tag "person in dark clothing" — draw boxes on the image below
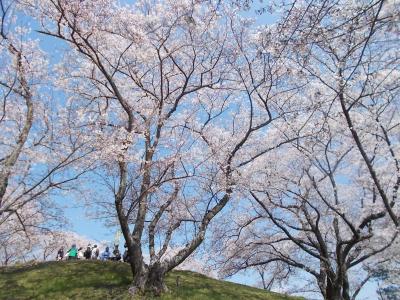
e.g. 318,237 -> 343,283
56,247 -> 64,261
84,244 -> 92,260
123,243 -> 130,263
112,244 -> 121,261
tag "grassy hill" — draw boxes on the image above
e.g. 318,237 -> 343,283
0,260 -> 303,300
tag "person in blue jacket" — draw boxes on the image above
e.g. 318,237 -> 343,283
101,246 -> 110,260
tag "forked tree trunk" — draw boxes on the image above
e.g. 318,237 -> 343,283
325,276 -> 342,300
129,262 -> 167,297
146,263 -> 168,296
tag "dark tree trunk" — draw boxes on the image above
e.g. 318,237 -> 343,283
146,263 -> 168,296
128,261 -> 167,297
128,252 -> 147,293
342,274 -> 351,300
326,278 -> 343,300
326,288 -> 342,300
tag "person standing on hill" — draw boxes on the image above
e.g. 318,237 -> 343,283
77,247 -> 85,259
67,244 -> 78,260
56,247 -> 64,261
84,244 -> 92,260
91,245 -> 99,260
101,246 -> 110,260
112,245 -> 121,261
123,243 -> 130,263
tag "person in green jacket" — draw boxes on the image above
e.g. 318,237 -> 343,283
67,244 -> 78,260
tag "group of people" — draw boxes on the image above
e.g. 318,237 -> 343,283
56,243 -> 130,262
56,244 -> 100,260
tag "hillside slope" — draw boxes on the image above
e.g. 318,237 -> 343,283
0,260 -> 302,299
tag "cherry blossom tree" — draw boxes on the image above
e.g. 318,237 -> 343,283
374,259 -> 400,299
274,0 -> 400,226
20,0 -> 313,294
8,0 -> 398,298
0,228 -> 98,265
0,0 -> 94,262
215,113 -> 398,299
211,1 -> 400,299
0,202 -> 46,265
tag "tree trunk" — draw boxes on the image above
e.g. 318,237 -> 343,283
146,263 -> 168,296
326,278 -> 343,300
342,274 -> 351,300
129,262 -> 167,297
132,267 -> 147,293
326,288 -> 343,300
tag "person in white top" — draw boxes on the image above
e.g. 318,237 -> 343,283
77,247 -> 85,259
91,245 -> 99,259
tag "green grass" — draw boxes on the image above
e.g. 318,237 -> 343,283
0,260 -> 303,300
